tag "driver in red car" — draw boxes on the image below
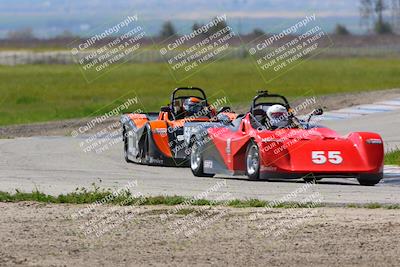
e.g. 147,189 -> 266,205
266,104 -> 291,129
266,104 -> 304,129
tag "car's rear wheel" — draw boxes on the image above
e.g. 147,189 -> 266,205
190,141 -> 214,177
246,141 -> 260,180
357,173 -> 383,186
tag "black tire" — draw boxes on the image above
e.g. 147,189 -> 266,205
123,128 -> 133,163
303,177 -> 322,183
357,173 -> 383,186
246,141 -> 260,180
190,141 -> 214,177
138,130 -> 149,163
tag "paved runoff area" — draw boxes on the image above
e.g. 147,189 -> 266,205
322,97 -> 400,121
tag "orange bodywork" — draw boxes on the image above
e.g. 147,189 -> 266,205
148,120 -> 172,157
128,113 -> 149,129
128,111 -> 237,159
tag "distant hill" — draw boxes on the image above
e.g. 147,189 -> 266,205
0,0 -> 364,38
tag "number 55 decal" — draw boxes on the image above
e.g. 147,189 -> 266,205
312,151 -> 343,164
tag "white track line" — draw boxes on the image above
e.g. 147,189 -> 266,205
384,165 -> 400,178
321,98 -> 400,121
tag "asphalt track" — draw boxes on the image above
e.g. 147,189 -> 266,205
0,110 -> 399,205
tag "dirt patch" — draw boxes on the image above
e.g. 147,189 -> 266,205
0,116 -> 120,138
1,88 -> 400,138
0,202 -> 399,266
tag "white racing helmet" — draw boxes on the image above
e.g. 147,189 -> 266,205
266,104 -> 289,128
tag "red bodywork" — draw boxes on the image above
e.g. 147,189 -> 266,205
205,113 -> 384,177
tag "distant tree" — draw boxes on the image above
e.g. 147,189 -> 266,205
360,0 -> 374,30
252,28 -> 265,36
160,21 -> 176,38
192,23 -> 202,32
334,24 -> 351,35
374,20 -> 393,33
359,0 -> 394,34
191,22 -> 209,39
391,0 -> 400,34
7,28 -> 35,40
375,0 -> 385,25
205,17 -> 231,36
374,0 -> 393,33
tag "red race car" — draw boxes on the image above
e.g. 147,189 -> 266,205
190,91 -> 384,186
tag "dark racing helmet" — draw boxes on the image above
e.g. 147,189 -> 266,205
183,97 -> 204,116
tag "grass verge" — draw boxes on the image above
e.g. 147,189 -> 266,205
1,58 -> 400,126
1,188 -> 399,209
385,149 -> 400,166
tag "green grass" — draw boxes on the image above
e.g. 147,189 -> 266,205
385,149 -> 400,166
228,199 -> 268,208
1,57 -> 400,126
1,188 -> 399,209
347,203 -> 400,209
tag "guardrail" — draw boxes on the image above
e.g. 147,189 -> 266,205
0,46 -> 399,65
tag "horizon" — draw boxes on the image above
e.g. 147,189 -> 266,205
0,0 -> 386,38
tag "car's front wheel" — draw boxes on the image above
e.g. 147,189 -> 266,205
123,127 -> 133,163
357,173 -> 383,186
190,141 -> 214,177
246,141 -> 260,180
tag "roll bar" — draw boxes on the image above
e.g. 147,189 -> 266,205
250,90 -> 290,113
171,87 -> 208,106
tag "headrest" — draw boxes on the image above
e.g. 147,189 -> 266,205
253,109 -> 266,117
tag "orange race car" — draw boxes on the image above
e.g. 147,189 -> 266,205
120,87 -> 237,166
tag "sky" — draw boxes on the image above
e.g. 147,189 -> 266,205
0,0 -> 378,37
0,0 -> 361,18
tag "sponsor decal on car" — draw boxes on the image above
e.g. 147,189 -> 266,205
148,157 -> 164,164
152,128 -> 168,135
260,166 -> 277,171
226,138 -> 231,154
204,160 -> 213,169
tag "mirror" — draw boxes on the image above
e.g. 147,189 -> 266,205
312,108 -> 324,116
306,108 -> 324,129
